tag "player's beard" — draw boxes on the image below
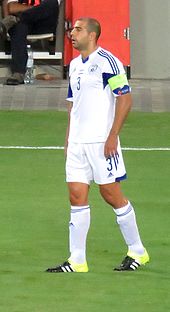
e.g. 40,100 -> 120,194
72,39 -> 88,52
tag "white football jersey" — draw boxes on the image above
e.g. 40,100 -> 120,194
67,47 -> 130,143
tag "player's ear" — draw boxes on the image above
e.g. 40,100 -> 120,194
89,31 -> 97,42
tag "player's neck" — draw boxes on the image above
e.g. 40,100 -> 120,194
81,45 -> 98,60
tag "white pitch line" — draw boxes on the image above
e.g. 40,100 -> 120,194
0,146 -> 170,151
122,147 -> 170,151
0,146 -> 64,150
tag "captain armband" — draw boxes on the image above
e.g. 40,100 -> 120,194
108,74 -> 131,96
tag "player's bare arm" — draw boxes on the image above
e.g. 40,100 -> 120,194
104,93 -> 132,158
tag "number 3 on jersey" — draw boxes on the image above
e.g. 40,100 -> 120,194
77,77 -> 81,90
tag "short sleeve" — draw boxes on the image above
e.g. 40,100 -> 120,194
66,82 -> 73,101
99,50 -> 131,97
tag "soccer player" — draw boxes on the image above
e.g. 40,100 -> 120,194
46,17 -> 149,273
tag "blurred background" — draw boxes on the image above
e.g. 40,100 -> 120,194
0,0 -> 169,111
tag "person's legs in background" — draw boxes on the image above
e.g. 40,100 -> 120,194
6,22 -> 28,85
19,0 -> 59,34
2,0 -> 60,84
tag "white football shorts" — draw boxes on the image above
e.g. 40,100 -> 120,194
66,141 -> 127,185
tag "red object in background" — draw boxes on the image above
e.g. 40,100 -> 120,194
64,0 -> 73,66
28,0 -> 40,5
64,0 -> 130,67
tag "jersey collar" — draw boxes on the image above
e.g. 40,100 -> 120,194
81,47 -> 101,63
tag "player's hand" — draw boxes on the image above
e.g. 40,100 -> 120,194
104,133 -> 118,158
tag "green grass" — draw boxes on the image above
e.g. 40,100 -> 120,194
0,111 -> 170,312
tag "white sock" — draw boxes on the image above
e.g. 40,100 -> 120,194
69,205 -> 90,264
113,201 -> 145,255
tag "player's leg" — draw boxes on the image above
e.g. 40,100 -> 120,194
99,182 -> 149,270
67,182 -> 90,272
46,143 -> 92,273
46,182 -> 90,273
87,142 -> 149,271
66,144 -> 92,271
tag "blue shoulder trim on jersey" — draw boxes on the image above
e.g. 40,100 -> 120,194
102,73 -> 115,89
98,49 -> 120,75
67,82 -> 73,98
113,85 -> 131,96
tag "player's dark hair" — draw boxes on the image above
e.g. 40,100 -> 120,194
78,17 -> 101,41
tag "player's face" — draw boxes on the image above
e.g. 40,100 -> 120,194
70,20 -> 91,51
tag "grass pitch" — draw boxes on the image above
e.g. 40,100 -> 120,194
0,111 -> 169,312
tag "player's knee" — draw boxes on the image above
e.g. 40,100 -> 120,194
99,184 -> 126,208
68,183 -> 89,206
99,185 -> 110,198
69,191 -> 87,206
100,190 -> 114,206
